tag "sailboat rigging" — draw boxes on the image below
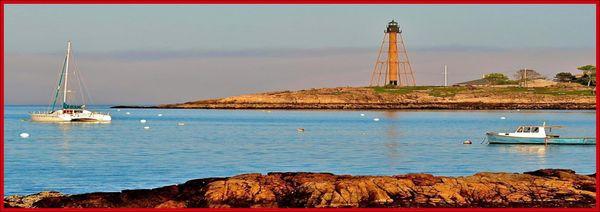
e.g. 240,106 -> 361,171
30,41 -> 111,122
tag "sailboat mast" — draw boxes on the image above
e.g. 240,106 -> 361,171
62,41 -> 71,105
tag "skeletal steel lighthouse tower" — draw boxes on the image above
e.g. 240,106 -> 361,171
370,20 -> 416,86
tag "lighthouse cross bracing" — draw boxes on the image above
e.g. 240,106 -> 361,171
369,20 -> 416,87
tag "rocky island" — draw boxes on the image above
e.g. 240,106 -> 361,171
5,169 -> 596,208
115,85 -> 595,110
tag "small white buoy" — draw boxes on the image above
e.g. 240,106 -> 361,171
117,109 -> 121,112
143,126 -> 150,130
360,113 -> 365,117
516,109 -> 521,112
177,122 -> 185,126
297,128 -> 305,132
373,118 -> 380,121
267,110 -> 272,113
19,133 -> 30,138
140,119 -> 147,123
157,114 -> 163,117
126,112 -> 131,115
500,117 -> 506,120
463,140 -> 472,144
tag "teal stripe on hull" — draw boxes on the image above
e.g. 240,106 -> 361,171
487,134 -> 595,145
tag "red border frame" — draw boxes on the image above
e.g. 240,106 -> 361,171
1,1 -> 598,211
0,0 -> 598,3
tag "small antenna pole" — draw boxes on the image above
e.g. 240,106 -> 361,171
444,65 -> 448,87
524,68 -> 527,87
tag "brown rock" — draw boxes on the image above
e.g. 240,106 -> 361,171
7,169 -> 595,208
4,191 -> 64,208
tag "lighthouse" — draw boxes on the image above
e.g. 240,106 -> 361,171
386,20 -> 400,85
370,20 -> 416,87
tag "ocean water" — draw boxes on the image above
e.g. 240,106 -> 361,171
4,105 -> 597,195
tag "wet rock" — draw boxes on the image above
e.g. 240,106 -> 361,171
4,191 -> 64,208
6,169 -> 595,208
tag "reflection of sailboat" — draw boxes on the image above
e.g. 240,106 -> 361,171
30,41 -> 111,122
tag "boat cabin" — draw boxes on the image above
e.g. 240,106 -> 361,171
503,124 -> 561,138
62,109 -> 83,115
60,103 -> 86,114
516,126 -> 541,133
505,125 -> 546,138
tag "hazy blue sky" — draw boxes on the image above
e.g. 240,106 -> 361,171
5,5 -> 596,105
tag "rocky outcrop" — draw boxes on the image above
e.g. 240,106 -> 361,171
5,169 -> 595,208
4,191 -> 64,208
113,86 -> 595,110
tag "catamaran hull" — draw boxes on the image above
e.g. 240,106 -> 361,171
30,113 -> 71,122
71,117 -> 110,122
487,133 -> 595,145
30,110 -> 111,123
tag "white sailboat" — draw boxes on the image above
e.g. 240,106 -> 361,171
30,41 -> 111,122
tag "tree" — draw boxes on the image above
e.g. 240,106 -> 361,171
484,73 -> 509,81
514,69 -> 545,81
577,65 -> 596,86
483,73 -> 516,85
554,72 -> 576,83
514,69 -> 545,87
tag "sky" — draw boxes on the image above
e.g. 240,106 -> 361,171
4,5 -> 596,105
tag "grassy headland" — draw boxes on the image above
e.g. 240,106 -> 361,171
115,83 -> 595,110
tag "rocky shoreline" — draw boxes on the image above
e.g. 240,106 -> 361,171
113,102 -> 595,110
113,86 -> 596,110
5,169 -> 596,208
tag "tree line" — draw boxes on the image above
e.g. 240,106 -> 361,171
482,65 -> 596,86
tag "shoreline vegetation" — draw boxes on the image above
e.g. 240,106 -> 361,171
113,85 -> 596,110
4,169 -> 595,208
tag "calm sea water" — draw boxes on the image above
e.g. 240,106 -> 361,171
4,105 -> 597,195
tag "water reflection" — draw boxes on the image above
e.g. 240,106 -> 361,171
5,106 -> 595,195
383,111 -> 401,166
48,122 -> 110,164
33,121 -> 112,132
490,144 -> 548,158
